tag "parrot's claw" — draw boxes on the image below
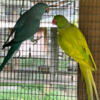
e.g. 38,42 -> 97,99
33,36 -> 42,45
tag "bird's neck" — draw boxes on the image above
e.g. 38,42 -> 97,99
57,22 -> 70,29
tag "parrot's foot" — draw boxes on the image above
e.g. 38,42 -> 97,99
33,36 -> 42,45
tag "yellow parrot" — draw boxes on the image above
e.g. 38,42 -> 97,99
52,15 -> 99,100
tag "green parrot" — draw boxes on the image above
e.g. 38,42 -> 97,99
0,2 -> 49,71
52,15 -> 99,100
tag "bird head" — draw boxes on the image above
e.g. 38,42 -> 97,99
52,15 -> 68,28
31,2 -> 49,19
37,2 -> 49,13
35,2 -> 49,14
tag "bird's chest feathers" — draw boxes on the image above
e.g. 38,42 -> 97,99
58,28 -> 81,54
57,29 -> 71,53
57,28 -> 73,46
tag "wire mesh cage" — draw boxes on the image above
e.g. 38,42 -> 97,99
78,1 -> 100,100
0,0 -> 100,100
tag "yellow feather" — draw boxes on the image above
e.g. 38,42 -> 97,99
80,61 -> 99,100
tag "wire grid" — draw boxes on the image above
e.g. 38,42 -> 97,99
0,0 -> 78,100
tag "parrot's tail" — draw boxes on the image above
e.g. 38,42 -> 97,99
79,61 -> 99,100
0,42 -> 21,72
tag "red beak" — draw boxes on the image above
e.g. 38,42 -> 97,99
52,19 -> 57,24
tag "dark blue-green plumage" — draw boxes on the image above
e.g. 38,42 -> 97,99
0,2 -> 49,71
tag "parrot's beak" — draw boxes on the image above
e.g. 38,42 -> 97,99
52,19 -> 57,24
45,7 -> 49,13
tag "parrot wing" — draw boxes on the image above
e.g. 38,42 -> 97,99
13,19 -> 40,43
58,24 -> 96,71
69,24 -> 97,70
14,8 -> 34,32
3,19 -> 40,48
57,32 -> 84,60
3,8 -> 34,47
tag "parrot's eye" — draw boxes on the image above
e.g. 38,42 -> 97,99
52,19 -> 57,24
